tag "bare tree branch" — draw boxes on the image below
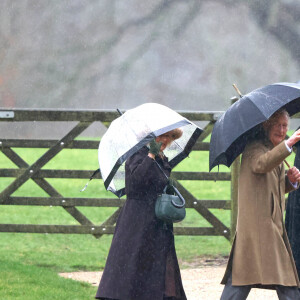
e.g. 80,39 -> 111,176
173,0 -> 202,37
60,0 -> 186,102
249,0 -> 300,69
94,0 -> 185,59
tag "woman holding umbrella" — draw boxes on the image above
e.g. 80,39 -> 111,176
96,128 -> 187,300
220,109 -> 300,300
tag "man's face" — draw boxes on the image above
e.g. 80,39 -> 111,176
268,114 -> 289,146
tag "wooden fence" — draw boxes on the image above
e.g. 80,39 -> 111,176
1,108 -> 297,241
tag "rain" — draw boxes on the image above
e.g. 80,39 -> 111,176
0,1 -> 300,299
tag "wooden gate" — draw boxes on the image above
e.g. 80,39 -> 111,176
0,108 -> 242,241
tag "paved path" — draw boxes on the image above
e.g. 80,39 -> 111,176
60,266 -> 279,299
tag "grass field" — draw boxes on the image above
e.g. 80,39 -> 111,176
0,141 -> 296,299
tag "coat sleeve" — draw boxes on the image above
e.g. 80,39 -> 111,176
126,149 -> 168,189
246,141 -> 292,174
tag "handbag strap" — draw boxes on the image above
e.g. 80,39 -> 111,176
161,186 -> 185,208
154,160 -> 185,207
171,195 -> 185,208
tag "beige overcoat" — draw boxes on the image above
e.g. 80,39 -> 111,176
221,139 -> 299,287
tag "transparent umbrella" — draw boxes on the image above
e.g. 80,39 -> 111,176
98,103 -> 203,197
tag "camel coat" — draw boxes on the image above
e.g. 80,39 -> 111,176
221,139 -> 300,287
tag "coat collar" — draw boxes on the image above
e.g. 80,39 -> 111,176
261,137 -> 274,150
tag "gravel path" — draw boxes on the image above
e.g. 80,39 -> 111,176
59,266 -> 279,299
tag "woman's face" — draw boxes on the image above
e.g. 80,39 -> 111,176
156,133 -> 173,151
267,114 -> 289,146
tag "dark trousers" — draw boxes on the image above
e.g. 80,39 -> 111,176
221,273 -> 300,300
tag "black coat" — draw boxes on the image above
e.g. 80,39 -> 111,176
96,146 -> 186,300
285,138 -> 300,277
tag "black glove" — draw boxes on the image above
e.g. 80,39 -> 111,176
149,139 -> 162,156
166,178 -> 177,195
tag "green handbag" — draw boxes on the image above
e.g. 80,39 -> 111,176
155,186 -> 186,223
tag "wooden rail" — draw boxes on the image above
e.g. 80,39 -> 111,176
2,108 -> 297,241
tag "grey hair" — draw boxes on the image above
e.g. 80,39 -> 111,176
264,108 -> 290,129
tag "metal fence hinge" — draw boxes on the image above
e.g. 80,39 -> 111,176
0,111 -> 14,119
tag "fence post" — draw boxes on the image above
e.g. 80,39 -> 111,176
230,96 -> 240,242
230,156 -> 240,242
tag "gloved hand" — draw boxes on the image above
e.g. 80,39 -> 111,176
149,139 -> 162,156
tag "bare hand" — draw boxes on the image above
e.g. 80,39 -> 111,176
286,129 -> 300,148
287,166 -> 300,183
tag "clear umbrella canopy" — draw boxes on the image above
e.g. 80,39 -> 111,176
98,103 -> 202,197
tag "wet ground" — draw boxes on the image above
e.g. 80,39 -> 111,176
59,258 -> 279,300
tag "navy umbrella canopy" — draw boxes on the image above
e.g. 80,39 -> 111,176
209,82 -> 300,171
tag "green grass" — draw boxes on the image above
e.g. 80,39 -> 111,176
0,260 -> 97,300
0,140 -> 296,299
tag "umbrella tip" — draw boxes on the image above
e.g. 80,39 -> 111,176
232,83 -> 243,98
116,108 -> 123,116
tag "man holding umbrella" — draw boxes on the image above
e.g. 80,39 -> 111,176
220,110 -> 300,299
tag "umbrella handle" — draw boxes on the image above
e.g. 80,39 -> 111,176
154,160 -> 186,206
117,108 -> 123,116
284,159 -> 290,169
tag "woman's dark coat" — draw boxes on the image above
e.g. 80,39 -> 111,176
96,146 -> 186,300
286,139 -> 300,277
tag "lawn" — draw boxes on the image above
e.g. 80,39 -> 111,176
0,139 -> 296,299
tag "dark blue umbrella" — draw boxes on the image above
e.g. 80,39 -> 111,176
209,82 -> 300,171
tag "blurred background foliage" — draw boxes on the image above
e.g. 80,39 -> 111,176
0,0 -> 299,112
